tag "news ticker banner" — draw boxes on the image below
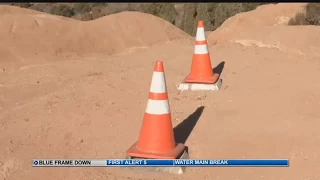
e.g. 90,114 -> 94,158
33,159 -> 289,167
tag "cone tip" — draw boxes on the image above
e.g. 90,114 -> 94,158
198,20 -> 204,28
154,61 -> 164,72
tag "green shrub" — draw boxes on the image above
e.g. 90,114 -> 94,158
195,3 -> 217,32
182,3 -> 198,36
73,3 -> 92,14
306,3 -> 320,25
50,4 -> 75,17
159,4 -> 177,24
288,3 -> 320,26
241,3 -> 270,12
81,12 -> 93,21
214,3 -> 243,29
139,3 -> 157,15
139,3 -> 177,24
10,3 -> 32,8
288,13 -> 309,25
91,7 -> 105,19
206,3 -> 219,30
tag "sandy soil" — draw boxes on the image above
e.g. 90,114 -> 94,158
208,3 -> 306,45
1,3 -> 320,180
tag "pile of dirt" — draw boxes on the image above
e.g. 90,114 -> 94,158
1,3 -> 320,180
0,5 -> 190,65
227,26 -> 320,57
208,3 -> 306,45
80,11 -> 190,55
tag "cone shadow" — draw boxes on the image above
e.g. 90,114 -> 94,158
173,106 -> 205,144
213,61 -> 225,76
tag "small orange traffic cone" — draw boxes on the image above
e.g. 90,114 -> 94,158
184,20 -> 219,84
126,61 -> 185,159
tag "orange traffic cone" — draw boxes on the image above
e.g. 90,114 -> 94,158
126,61 -> 185,159
184,20 -> 219,84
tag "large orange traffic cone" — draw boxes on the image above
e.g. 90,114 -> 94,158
184,20 -> 219,84
126,61 -> 185,159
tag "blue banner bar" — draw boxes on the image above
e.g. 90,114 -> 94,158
106,159 -> 289,167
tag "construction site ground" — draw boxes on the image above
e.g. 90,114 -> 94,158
0,3 -> 320,180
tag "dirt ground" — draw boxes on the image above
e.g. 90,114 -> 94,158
1,3 -> 320,180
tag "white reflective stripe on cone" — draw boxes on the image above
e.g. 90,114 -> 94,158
194,44 -> 209,54
196,27 -> 206,41
150,72 -> 167,93
145,99 -> 170,115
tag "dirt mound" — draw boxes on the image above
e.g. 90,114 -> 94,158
80,11 -> 190,55
208,3 -> 306,45
228,26 -> 320,57
1,4 -> 320,180
0,6 -> 190,67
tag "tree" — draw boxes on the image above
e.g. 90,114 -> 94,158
158,3 -> 177,24
182,3 -> 198,36
139,3 -> 177,24
306,3 -> 320,25
195,3 -> 217,32
139,3 -> 157,15
206,3 -> 218,30
214,3 -> 243,29
81,12 -> 93,21
73,3 -> 92,14
288,3 -> 320,26
91,7 -> 104,20
11,3 -> 32,8
50,4 -> 75,17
